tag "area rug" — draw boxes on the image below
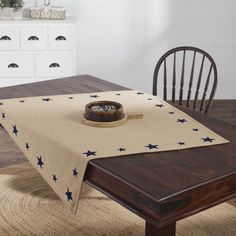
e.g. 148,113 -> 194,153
0,163 -> 235,236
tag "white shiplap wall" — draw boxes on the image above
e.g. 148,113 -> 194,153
25,0 -> 236,98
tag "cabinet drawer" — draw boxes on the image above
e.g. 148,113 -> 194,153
48,24 -> 76,50
0,25 -> 19,51
0,53 -> 34,78
21,25 -> 47,51
35,52 -> 76,77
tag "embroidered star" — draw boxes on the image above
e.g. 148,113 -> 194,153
65,188 -> 73,202
25,143 -> 29,150
19,100 -> 25,103
169,112 -> 175,115
68,96 -> 74,99
202,137 -> 215,142
193,128 -> 199,132
145,144 -> 159,150
37,156 -> 44,168
0,102 -> 3,105
156,104 -> 164,108
73,168 -> 78,177
178,142 -> 185,146
90,95 -> 99,98
136,92 -> 144,95
53,175 -> 58,183
83,150 -> 97,157
118,148 -> 126,152
42,98 -> 52,102
2,113 -> 5,119
12,125 -> 18,136
177,119 -> 187,123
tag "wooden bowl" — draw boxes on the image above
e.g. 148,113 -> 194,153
84,101 -> 125,122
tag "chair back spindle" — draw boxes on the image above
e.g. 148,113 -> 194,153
172,52 -> 176,103
163,59 -> 167,100
187,51 -> 196,108
179,50 -> 186,105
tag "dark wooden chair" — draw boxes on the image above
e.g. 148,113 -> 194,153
153,46 -> 218,114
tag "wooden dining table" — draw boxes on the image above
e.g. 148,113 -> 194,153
0,75 -> 236,236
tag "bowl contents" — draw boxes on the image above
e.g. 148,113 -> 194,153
90,104 -> 117,113
84,101 -> 125,122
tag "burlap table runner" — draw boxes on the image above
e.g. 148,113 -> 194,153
0,90 -> 229,213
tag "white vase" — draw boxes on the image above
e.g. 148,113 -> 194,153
0,7 -> 12,20
12,9 -> 23,20
0,8 -> 23,20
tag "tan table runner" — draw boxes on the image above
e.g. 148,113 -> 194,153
0,90 -> 229,213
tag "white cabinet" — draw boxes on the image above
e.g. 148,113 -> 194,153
21,25 -> 48,51
0,25 -> 20,51
0,18 -> 77,87
0,53 -> 34,77
35,52 -> 76,77
48,24 -> 76,51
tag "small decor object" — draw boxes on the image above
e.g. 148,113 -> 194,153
50,7 -> 66,19
29,6 -> 42,18
30,0 -> 66,20
82,101 -> 143,128
40,6 -> 50,19
30,6 -> 66,19
85,101 -> 124,122
0,0 -> 24,19
83,101 -> 126,127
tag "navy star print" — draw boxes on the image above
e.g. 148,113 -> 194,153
116,93 -> 121,96
53,175 -> 58,183
37,156 -> 44,168
177,119 -> 187,123
118,148 -> 126,152
2,113 -> 5,119
136,92 -> 144,95
145,144 -> 159,150
42,98 -> 51,102
65,188 -> 73,202
156,104 -> 164,108
12,125 -> 18,136
83,150 -> 97,157
68,96 -> 74,99
73,168 -> 78,177
178,142 -> 185,146
90,95 -> 99,98
25,143 -> 29,150
202,137 -> 215,142
193,128 -> 199,132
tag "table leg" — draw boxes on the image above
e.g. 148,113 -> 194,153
145,221 -> 176,236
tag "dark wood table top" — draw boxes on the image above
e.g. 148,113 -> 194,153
1,75 -> 236,234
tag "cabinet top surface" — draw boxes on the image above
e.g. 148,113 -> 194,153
0,16 -> 77,24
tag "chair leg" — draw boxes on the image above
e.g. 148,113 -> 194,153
145,221 -> 176,236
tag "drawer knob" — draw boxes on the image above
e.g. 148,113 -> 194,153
49,63 -> 60,68
8,63 -> 19,68
0,35 -> 11,41
55,36 -> 66,41
28,36 -> 39,41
